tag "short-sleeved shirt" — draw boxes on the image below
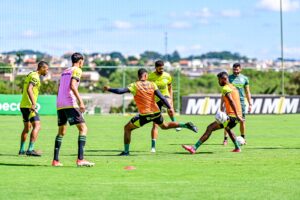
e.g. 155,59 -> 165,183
20,71 -> 41,108
229,74 -> 249,103
127,80 -> 160,115
148,72 -> 172,102
221,83 -> 242,118
57,67 -> 82,110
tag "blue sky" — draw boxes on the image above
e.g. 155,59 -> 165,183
0,0 -> 299,59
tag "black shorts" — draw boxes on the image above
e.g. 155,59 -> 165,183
130,112 -> 164,127
57,108 -> 85,126
220,116 -> 239,130
20,108 -> 40,123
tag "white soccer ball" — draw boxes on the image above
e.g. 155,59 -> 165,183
215,111 -> 228,124
236,136 -> 246,146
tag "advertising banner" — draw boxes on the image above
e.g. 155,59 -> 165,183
181,96 -> 300,115
0,95 -> 57,115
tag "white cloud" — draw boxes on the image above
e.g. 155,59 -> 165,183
184,8 -> 213,18
257,0 -> 300,12
170,21 -> 192,29
21,30 -> 38,38
112,20 -> 134,29
220,9 -> 241,17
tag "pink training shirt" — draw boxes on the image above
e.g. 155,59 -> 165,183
57,67 -> 82,110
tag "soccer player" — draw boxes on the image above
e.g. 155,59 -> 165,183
52,53 -> 94,167
148,60 -> 180,153
223,63 -> 252,145
19,61 -> 49,156
182,71 -> 244,154
103,68 -> 198,156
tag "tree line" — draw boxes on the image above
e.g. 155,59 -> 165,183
0,69 -> 299,96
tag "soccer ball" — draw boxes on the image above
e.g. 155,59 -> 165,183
215,111 -> 228,124
236,136 -> 246,146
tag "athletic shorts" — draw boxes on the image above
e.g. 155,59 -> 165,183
20,108 -> 40,123
220,116 -> 239,130
57,108 -> 85,126
130,112 -> 164,128
156,96 -> 171,110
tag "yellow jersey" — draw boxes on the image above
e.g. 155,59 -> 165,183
20,71 -> 41,108
148,71 -> 172,102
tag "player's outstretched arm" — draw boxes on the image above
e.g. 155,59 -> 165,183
154,89 -> 171,109
103,86 -> 130,94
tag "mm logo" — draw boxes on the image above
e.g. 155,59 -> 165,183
182,96 -> 300,115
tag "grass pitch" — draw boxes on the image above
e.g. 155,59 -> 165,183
0,114 -> 299,200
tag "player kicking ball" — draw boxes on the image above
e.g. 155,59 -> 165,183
103,68 -> 198,156
182,71 -> 244,154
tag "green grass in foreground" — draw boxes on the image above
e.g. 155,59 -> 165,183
0,114 -> 300,200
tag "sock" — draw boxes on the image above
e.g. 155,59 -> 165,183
151,139 -> 156,149
241,135 -> 245,139
20,142 -> 26,152
179,123 -> 187,128
194,140 -> 202,150
224,136 -> 228,141
54,135 -> 63,161
170,116 -> 176,122
78,135 -> 86,160
28,142 -> 34,151
233,141 -> 240,149
124,144 -> 130,153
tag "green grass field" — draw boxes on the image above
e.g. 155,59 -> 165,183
0,114 -> 299,200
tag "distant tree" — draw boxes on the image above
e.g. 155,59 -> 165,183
93,59 -> 120,78
0,81 -> 11,94
109,68 -> 138,88
110,52 -> 126,63
285,72 -> 300,95
140,51 -> 162,61
16,51 -> 24,65
0,62 -> 12,73
171,50 -> 181,62
39,80 -> 58,94
127,56 -> 138,61
194,51 -> 249,61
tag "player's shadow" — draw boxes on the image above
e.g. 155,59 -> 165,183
86,149 -> 122,153
66,150 -> 142,157
0,153 -> 20,157
0,162 -> 49,167
169,143 -> 223,146
172,151 -> 214,155
249,147 -> 300,150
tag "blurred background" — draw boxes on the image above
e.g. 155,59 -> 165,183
0,0 -> 299,114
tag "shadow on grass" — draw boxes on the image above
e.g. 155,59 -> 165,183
248,147 -> 300,150
0,153 -> 20,157
86,149 -> 146,153
0,162 -> 49,167
172,151 -> 214,155
168,143 -> 223,146
65,153 -> 138,157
